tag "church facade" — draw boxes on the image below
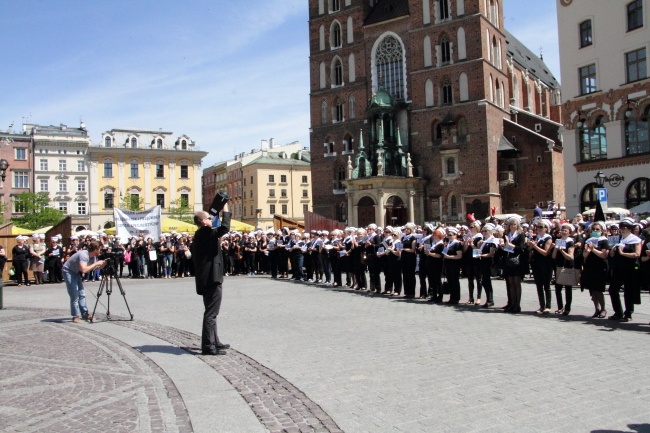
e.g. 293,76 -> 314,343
309,0 -> 564,226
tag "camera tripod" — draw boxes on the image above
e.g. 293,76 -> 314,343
90,264 -> 134,322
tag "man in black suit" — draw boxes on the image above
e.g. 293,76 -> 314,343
191,204 -> 231,355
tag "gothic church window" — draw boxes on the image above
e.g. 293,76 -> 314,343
374,35 -> 405,100
331,21 -> 342,48
441,34 -> 451,64
332,57 -> 343,86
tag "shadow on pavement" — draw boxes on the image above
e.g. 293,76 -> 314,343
592,423 -> 650,433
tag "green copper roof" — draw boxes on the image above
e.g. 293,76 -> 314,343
368,90 -> 394,109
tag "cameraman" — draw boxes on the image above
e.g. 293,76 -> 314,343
62,241 -> 106,323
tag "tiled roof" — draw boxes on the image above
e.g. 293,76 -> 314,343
504,29 -> 559,89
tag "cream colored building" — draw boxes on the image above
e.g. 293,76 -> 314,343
241,150 -> 311,230
88,128 -> 207,230
558,0 -> 650,216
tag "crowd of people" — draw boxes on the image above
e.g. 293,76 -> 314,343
5,213 -> 650,323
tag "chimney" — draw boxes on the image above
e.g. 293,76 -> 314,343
269,138 -> 275,148
261,139 -> 268,150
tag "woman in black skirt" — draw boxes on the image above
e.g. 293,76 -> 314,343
400,223 -> 418,298
443,227 -> 463,304
551,223 -> 576,315
582,221 -> 609,318
608,217 -> 642,322
463,222 -> 483,304
528,219 -> 554,314
502,218 -> 526,313
478,223 -> 498,308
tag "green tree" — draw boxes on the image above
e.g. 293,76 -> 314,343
168,197 -> 193,223
120,194 -> 145,211
11,192 -> 65,230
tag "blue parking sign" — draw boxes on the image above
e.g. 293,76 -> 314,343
597,188 -> 608,202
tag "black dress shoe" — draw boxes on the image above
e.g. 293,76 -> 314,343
481,302 -> 494,308
216,343 -> 230,350
202,349 -> 227,356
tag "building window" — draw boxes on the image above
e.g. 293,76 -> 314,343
269,174 -> 275,183
280,175 -> 287,183
626,177 -> 649,209
156,193 -> 165,208
441,35 -> 451,64
104,136 -> 111,147
58,180 -> 67,192
15,148 -> 26,160
104,162 -> 113,177
157,138 -> 163,149
250,176 -> 253,184
579,116 -> 607,161
375,35 -> 405,100
450,195 -> 457,216
343,137 -> 353,153
13,171 -> 29,188
130,137 -> 137,148
281,189 -> 287,198
180,193 -> 189,207
269,189 -> 275,197
626,106 -> 650,155
333,58 -> 343,85
303,204 -> 309,213
270,204 -> 276,214
302,189 -> 309,197
579,20 -> 592,48
282,204 -> 288,214
331,21 -> 342,48
626,48 -> 647,83
440,0 -> 450,20
130,163 -> 139,178
40,179 -> 48,192
579,64 -> 597,95
58,202 -> 68,213
431,121 -> 442,144
442,81 -> 453,105
77,202 -> 87,215
302,175 -> 308,183
181,139 -> 188,149
446,157 -> 456,174
39,159 -> 48,171
250,190 -> 253,198
628,0 -> 643,31
59,159 -> 66,171
349,95 -> 356,119
329,0 -> 340,12
334,99 -> 344,122
156,163 -> 164,178
77,180 -> 86,192
104,192 -> 114,209
580,183 -> 598,212
488,0 -> 498,26
321,101 -> 328,124
180,165 -> 189,178
243,191 -> 246,199
77,160 -> 85,172
325,141 -> 335,154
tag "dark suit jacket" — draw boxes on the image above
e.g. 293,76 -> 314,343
191,212 -> 231,295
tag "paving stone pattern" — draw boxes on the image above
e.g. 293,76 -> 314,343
0,310 -> 191,433
117,319 -> 343,433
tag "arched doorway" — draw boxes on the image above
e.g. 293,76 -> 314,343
357,196 -> 375,227
385,195 -> 406,227
75,226 -> 87,232
626,177 -> 649,209
580,183 -> 598,212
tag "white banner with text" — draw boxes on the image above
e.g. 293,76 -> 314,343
113,206 -> 162,240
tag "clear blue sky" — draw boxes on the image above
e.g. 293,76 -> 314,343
0,0 -> 559,167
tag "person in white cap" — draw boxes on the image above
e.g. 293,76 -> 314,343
12,236 -> 31,286
527,219 -> 554,313
502,217 -> 526,313
607,217 -> 642,322
45,236 -> 64,283
29,234 -> 46,285
443,227 -> 463,304
551,223 -> 577,315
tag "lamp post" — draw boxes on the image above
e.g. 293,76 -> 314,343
594,170 -> 607,210
594,170 -> 605,188
0,158 -> 9,309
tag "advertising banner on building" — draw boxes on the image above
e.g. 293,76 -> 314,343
113,206 -> 162,240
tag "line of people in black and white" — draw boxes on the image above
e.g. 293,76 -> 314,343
215,217 -> 650,323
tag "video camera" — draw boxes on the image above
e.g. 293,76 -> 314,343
209,190 -> 230,217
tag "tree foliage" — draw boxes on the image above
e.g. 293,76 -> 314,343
11,192 -> 65,230
168,197 -> 193,223
120,194 -> 145,211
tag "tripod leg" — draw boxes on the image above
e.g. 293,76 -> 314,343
106,277 -> 112,321
112,275 -> 134,320
90,276 -> 107,323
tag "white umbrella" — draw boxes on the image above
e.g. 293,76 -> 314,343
628,201 -> 650,214
75,229 -> 98,237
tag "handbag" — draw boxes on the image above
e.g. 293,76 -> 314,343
556,266 -> 579,286
184,249 -> 192,259
124,251 -> 132,264
504,255 -> 520,268
9,266 -> 15,276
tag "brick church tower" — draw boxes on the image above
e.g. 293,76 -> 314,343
309,0 -> 564,226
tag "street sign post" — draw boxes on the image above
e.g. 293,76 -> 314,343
597,188 -> 608,209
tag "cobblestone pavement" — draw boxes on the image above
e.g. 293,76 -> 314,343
2,275 -> 650,433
